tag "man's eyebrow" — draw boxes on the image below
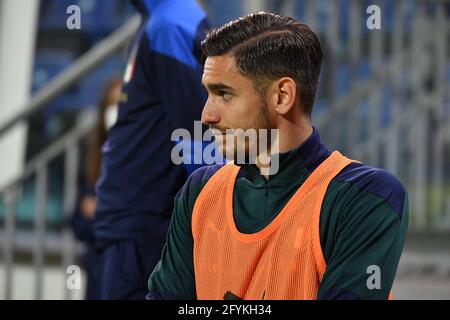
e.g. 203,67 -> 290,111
204,83 -> 234,92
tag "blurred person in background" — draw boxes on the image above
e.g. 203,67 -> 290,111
94,0 -> 210,299
71,77 -> 122,300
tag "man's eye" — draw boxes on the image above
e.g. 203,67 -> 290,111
219,91 -> 232,100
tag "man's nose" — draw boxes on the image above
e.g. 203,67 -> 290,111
201,99 -> 220,125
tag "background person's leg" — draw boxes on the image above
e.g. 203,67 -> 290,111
98,215 -> 170,300
99,241 -> 150,300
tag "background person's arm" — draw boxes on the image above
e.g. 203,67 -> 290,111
149,23 -> 208,133
147,21 -> 209,174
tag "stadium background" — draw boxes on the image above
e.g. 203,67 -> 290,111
0,0 -> 449,299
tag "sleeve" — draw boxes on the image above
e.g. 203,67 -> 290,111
149,23 -> 207,133
147,23 -> 209,174
317,179 -> 409,300
147,173 -> 202,300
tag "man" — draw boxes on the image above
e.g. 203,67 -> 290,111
148,12 -> 408,300
94,0 -> 209,299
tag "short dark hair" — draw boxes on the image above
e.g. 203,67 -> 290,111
202,12 -> 323,116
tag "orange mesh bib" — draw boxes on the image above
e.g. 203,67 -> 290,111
192,151 -> 355,300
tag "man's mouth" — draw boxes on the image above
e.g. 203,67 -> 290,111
209,127 -> 229,136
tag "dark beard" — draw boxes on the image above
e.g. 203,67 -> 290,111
221,102 -> 273,165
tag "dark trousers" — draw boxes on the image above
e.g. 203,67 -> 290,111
98,238 -> 167,300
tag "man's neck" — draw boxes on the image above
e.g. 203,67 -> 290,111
256,121 -> 314,180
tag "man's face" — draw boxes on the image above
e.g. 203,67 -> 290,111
201,55 -> 272,162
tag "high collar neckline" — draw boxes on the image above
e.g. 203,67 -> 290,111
239,127 -> 331,186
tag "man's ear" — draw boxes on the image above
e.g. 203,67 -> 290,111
269,77 -> 297,116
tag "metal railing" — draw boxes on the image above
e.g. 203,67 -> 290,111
0,15 -> 140,300
0,15 -> 140,137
